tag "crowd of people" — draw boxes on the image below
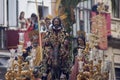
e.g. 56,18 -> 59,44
18,11 -> 52,48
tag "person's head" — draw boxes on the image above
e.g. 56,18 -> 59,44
52,17 -> 61,26
33,68 -> 39,78
19,11 -> 25,20
31,13 -> 37,18
105,5 -> 109,11
45,18 -> 51,27
40,20 -> 45,26
52,17 -> 62,28
97,2 -> 101,5
77,36 -> 85,46
31,13 -> 37,23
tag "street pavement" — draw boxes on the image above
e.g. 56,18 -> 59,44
0,50 -> 10,80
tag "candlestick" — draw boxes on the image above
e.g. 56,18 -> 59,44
18,32 -> 24,43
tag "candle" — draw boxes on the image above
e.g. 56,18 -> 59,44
17,45 -> 23,56
7,59 -> 12,70
26,41 -> 31,47
89,50 -> 93,61
10,49 -> 16,58
30,59 -> 34,68
7,58 -> 14,70
17,45 -> 23,52
91,47 -> 96,57
103,60 -> 110,72
18,32 -> 24,43
98,50 -> 103,60
31,48 -> 36,60
86,33 -> 89,41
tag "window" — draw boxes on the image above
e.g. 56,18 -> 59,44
112,0 -> 120,18
115,68 -> 120,80
75,0 -> 93,33
38,6 -> 43,19
38,6 -> 48,19
8,0 -> 18,27
0,0 -> 18,27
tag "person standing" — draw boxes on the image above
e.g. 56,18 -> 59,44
45,15 -> 52,31
18,11 -> 27,48
24,18 -> 34,48
18,11 -> 27,30
31,13 -> 38,30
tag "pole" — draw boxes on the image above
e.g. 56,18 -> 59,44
35,0 -> 43,61
42,0 -> 44,18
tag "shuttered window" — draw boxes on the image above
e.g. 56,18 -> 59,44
112,0 -> 120,18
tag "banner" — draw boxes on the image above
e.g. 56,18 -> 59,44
91,11 -> 111,36
91,12 -> 108,50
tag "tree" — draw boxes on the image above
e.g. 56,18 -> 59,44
57,0 -> 87,33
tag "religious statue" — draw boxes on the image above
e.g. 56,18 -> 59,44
43,17 -> 70,80
70,35 -> 86,80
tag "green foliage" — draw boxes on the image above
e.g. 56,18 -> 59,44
61,0 -> 87,8
61,0 -> 87,33
60,0 -> 88,65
